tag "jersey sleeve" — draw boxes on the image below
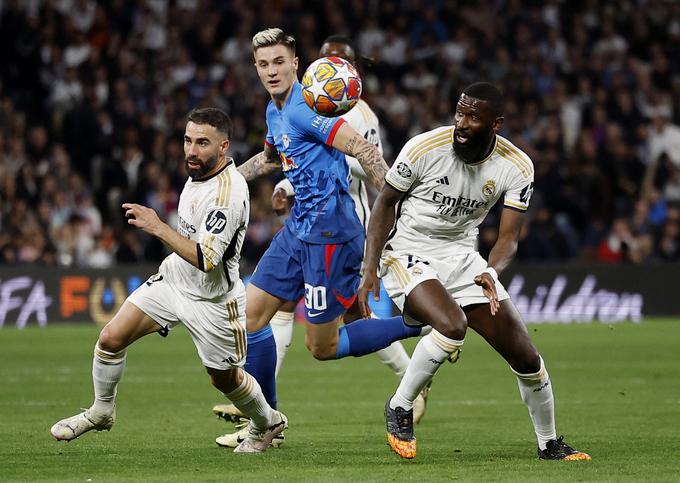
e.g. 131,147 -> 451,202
265,122 -> 275,150
503,170 -> 535,212
291,104 -> 346,146
196,198 -> 246,272
384,137 -> 424,192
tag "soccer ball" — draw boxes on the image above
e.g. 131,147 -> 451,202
301,56 -> 362,117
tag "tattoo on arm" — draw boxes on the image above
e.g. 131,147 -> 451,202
345,135 -> 388,189
237,148 -> 280,181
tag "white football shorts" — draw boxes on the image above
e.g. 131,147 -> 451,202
380,250 -> 510,326
127,274 -> 247,370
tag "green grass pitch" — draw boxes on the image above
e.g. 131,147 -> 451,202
1,320 -> 679,482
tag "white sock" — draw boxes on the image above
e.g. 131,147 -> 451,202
270,311 -> 294,379
376,342 -> 410,378
390,330 -> 463,410
91,342 -> 126,414
225,370 -> 275,430
514,356 -> 557,450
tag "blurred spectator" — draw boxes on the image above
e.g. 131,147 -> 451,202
0,0 -> 678,268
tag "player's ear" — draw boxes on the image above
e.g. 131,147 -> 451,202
220,138 -> 230,154
492,116 -> 504,133
293,56 -> 299,71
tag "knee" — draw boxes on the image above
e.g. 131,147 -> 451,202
98,326 -> 128,353
304,339 -> 336,361
511,351 -> 542,377
433,311 -> 467,340
206,367 -> 240,393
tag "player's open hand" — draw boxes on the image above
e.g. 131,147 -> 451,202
357,269 -> 380,319
122,203 -> 162,236
474,272 -> 500,316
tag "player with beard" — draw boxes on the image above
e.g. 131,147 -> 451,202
50,108 -> 286,454
359,82 -> 591,461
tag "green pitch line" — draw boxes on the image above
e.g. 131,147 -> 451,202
1,320 -> 679,482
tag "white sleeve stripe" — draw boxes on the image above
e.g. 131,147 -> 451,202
497,139 -> 533,176
408,138 -> 451,165
406,129 -> 452,159
504,200 -> 528,210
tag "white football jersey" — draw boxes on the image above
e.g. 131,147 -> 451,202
384,126 -> 534,257
158,160 -> 249,299
342,99 -> 383,231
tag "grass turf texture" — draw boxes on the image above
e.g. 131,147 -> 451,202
1,320 -> 679,482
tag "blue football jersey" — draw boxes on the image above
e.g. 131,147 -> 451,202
265,82 -> 363,244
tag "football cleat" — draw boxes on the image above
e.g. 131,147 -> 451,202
50,407 -> 115,441
233,411 -> 288,454
385,397 -> 416,459
213,403 -> 246,423
538,436 -> 592,461
413,380 -> 432,425
215,417 -> 285,448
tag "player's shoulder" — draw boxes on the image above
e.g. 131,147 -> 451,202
211,162 -> 248,208
493,135 -> 534,179
400,125 -> 454,164
343,99 -> 378,125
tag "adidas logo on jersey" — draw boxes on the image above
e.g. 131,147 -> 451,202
436,176 -> 450,185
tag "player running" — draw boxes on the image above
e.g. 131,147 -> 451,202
232,28 -> 425,437
359,82 -> 591,461
50,108 -> 285,454
212,35 -> 430,448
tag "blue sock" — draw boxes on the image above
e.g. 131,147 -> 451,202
245,325 -> 277,409
336,316 -> 421,359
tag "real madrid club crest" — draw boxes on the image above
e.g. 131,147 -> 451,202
482,179 -> 497,199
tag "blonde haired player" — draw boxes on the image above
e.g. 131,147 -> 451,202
50,108 -> 286,454
359,82 -> 591,461
213,35 -> 428,449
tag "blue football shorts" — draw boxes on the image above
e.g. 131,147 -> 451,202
249,225 -> 364,324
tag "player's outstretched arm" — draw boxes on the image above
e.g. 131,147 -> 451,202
474,207 -> 525,315
237,143 -> 280,181
331,122 -> 388,190
357,183 -> 404,317
122,203 -> 202,268
487,207 -> 524,274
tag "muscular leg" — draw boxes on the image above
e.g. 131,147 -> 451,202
243,284 -> 288,408
390,280 -> 467,410
93,302 -> 162,413
464,300 -> 540,373
306,313 -> 422,361
51,301 -> 163,441
270,301 -> 297,378
207,367 -> 277,431
465,299 -> 556,450
344,300 -> 410,379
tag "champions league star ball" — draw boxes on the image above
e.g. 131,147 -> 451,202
301,56 -> 362,117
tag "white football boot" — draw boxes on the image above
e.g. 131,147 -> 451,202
233,411 -> 288,453
51,407 -> 115,441
216,417 -> 285,448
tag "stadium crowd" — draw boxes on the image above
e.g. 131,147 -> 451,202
0,0 -> 678,269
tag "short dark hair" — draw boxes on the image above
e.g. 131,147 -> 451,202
252,28 -> 296,55
187,108 -> 233,139
322,35 -> 357,54
462,82 -> 504,116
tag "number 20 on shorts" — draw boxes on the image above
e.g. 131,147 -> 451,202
304,284 -> 327,310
